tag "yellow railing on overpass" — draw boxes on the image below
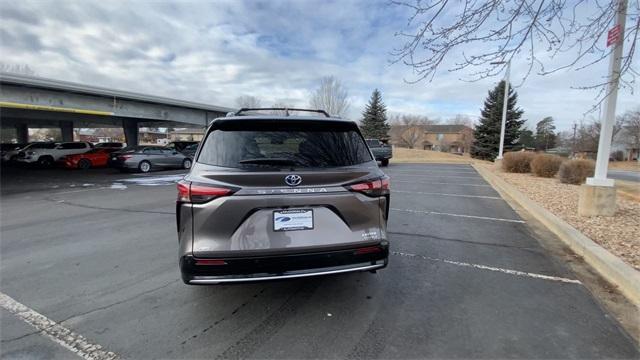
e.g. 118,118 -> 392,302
0,101 -> 113,116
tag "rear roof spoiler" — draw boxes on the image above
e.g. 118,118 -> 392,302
228,108 -> 331,117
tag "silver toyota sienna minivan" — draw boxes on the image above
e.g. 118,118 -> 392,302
177,108 -> 390,284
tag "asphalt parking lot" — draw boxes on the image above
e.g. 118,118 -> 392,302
1,163 -> 638,359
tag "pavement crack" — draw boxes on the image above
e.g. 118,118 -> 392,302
59,279 -> 179,325
44,196 -> 173,215
388,231 -> 541,253
180,287 -> 268,346
1,329 -> 43,343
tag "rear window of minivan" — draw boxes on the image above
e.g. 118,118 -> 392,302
198,121 -> 373,168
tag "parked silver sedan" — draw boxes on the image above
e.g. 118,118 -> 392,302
109,146 -> 192,173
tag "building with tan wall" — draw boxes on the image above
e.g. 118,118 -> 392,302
390,124 -> 474,154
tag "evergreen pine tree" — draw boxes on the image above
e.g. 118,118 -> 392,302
360,89 -> 390,139
535,116 -> 557,151
471,81 -> 525,160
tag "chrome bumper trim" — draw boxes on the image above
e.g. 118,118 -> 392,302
189,262 -> 385,284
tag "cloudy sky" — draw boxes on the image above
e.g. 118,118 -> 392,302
1,0 -> 637,131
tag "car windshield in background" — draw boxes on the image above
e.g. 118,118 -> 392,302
198,129 -> 372,169
366,139 -> 381,147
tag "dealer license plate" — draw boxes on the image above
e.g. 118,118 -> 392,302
273,209 -> 314,231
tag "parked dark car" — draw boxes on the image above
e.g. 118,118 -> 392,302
109,146 -> 192,173
94,142 -> 124,149
1,143 -> 27,162
177,108 -> 390,285
167,141 -> 198,154
366,139 -> 392,166
181,143 -> 199,159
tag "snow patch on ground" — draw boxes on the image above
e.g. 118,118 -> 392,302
109,183 -> 128,190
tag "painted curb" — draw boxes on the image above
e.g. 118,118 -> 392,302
473,164 -> 640,307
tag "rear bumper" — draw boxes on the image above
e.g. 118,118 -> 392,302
180,241 -> 389,285
373,153 -> 392,160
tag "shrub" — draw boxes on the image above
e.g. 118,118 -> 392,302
558,159 -> 595,184
502,151 -> 536,173
531,154 -> 564,178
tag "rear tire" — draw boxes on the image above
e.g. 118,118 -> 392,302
37,156 -> 54,167
182,158 -> 192,169
138,160 -> 151,173
380,159 -> 389,167
78,159 -> 92,170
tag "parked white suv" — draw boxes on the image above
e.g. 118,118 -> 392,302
16,142 -> 93,166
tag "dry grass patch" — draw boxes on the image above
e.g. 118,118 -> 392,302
391,147 -> 472,163
609,161 -> 640,172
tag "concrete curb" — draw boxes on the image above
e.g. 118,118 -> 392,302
473,164 -> 640,307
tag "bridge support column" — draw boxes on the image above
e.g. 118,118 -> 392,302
60,121 -> 74,142
123,120 -> 139,146
15,124 -> 29,144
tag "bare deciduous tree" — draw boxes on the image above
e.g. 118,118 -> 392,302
573,117 -> 624,153
391,0 -> 639,103
269,102 -> 292,116
389,114 -> 435,148
235,95 -> 262,109
618,107 -> 640,157
0,63 -> 35,76
449,114 -> 474,128
309,76 -> 350,117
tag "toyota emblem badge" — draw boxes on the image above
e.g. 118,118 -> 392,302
284,174 -> 302,187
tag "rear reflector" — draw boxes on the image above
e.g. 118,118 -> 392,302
177,180 -> 234,204
354,246 -> 382,255
195,259 -> 227,266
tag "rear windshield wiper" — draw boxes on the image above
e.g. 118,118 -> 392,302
238,158 -> 299,166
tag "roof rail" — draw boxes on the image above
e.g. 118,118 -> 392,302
230,108 -> 331,117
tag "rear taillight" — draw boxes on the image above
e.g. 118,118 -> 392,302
118,155 -> 132,160
347,176 -> 390,196
177,180 -> 234,204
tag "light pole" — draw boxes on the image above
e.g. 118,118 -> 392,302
578,0 -> 627,216
586,0 -> 627,188
491,60 -> 511,160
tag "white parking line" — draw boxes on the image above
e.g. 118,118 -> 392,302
392,180 -> 492,187
0,292 -> 119,360
393,190 -> 501,200
390,174 -> 481,179
391,208 -> 525,223
388,170 -> 477,174
392,251 -> 582,284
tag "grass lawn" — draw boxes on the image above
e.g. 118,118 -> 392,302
609,161 -> 640,172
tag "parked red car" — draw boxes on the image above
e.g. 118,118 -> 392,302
61,148 -> 119,169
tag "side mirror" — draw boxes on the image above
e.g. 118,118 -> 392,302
173,151 -> 179,155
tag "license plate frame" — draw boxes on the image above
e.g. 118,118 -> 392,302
273,209 -> 314,232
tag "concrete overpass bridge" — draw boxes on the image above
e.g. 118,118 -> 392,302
0,72 -> 234,145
